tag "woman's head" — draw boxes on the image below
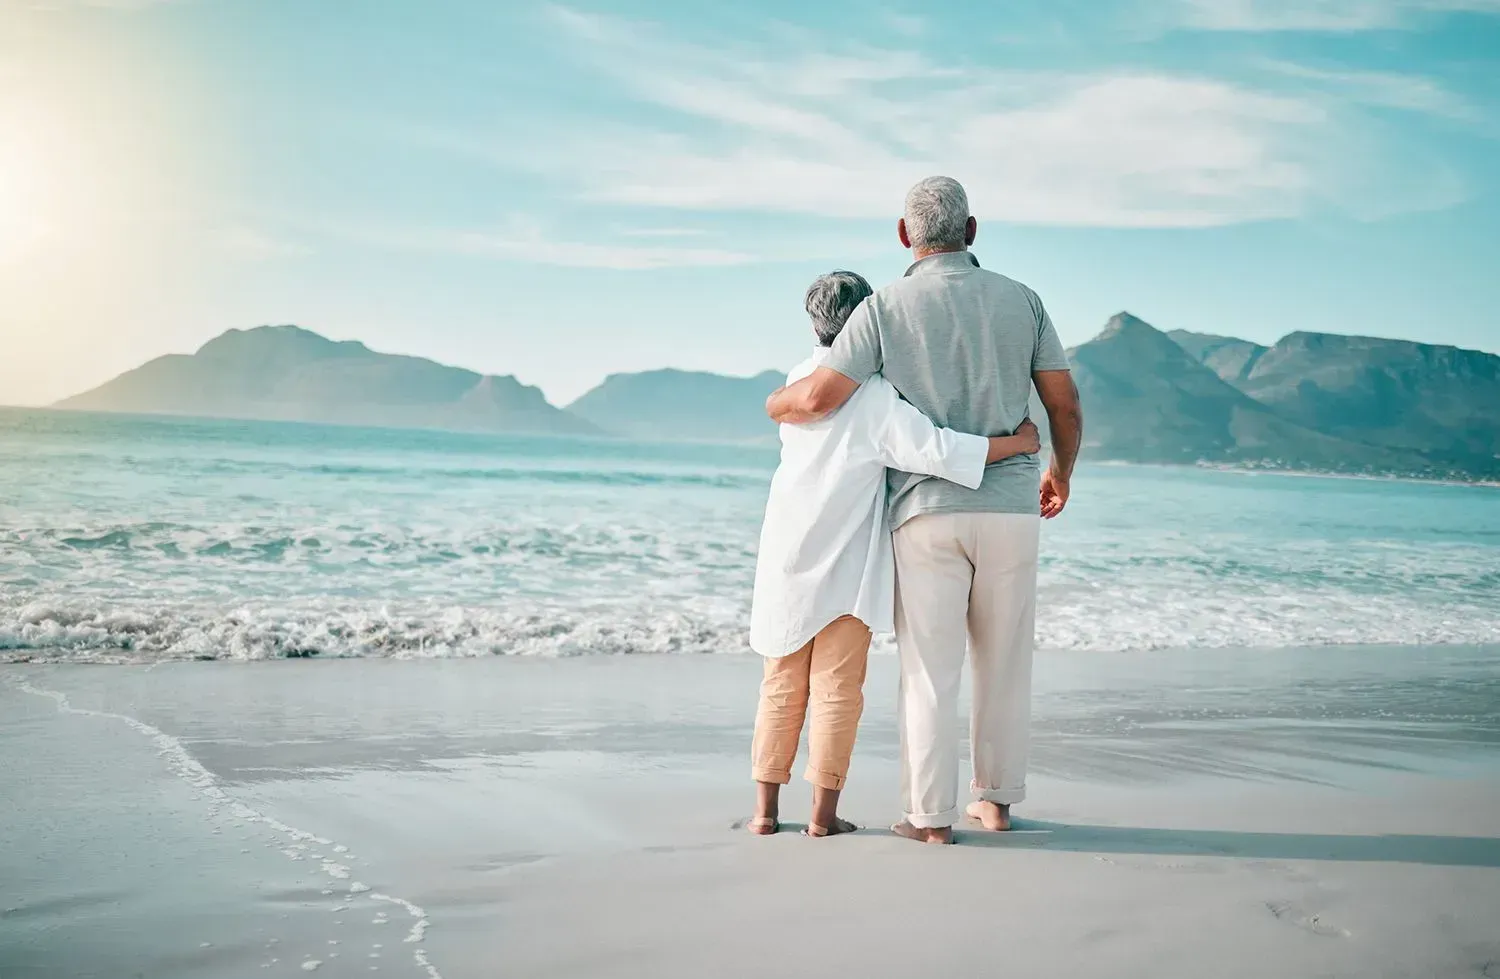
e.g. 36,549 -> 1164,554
804,270 -> 873,347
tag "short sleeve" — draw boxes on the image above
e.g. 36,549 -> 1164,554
1031,292 -> 1070,372
824,299 -> 882,384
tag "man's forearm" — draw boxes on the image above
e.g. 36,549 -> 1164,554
766,367 -> 861,425
1045,404 -> 1082,479
766,383 -> 824,425
1033,370 -> 1082,480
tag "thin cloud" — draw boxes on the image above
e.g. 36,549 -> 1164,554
1178,0 -> 1500,32
17,0 -> 185,9
491,6 -> 1485,229
1258,60 -> 1479,120
616,227 -> 713,239
216,226 -> 312,261
879,11 -> 928,37
518,7 -> 1397,229
336,218 -> 755,271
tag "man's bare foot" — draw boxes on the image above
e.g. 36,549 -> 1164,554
891,820 -> 953,845
804,816 -> 859,838
747,816 -> 780,835
965,801 -> 1011,831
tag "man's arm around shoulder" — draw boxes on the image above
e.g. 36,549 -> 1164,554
766,367 -> 860,425
768,295 -> 881,424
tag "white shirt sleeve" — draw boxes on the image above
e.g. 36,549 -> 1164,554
861,377 -> 987,489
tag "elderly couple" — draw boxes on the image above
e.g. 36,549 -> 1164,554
747,176 -> 1083,844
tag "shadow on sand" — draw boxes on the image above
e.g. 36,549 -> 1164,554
901,819 -> 1500,868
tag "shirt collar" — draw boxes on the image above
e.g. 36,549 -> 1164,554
904,250 -> 981,277
811,345 -> 833,364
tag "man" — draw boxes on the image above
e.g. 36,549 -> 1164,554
766,176 -> 1083,844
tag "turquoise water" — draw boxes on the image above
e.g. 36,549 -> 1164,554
2,406 -> 1497,661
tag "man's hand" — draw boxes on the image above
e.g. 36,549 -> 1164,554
1015,418 -> 1041,455
1040,469 -> 1069,519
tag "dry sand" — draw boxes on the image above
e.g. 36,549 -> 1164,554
3,648 -> 1498,979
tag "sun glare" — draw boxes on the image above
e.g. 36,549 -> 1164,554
0,144 -> 47,263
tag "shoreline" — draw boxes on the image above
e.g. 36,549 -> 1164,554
5,638 -> 1497,667
1079,455 -> 1500,488
1193,460 -> 1500,489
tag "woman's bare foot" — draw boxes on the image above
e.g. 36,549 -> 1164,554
804,816 -> 859,837
891,820 -> 954,845
749,781 -> 781,835
965,801 -> 1011,831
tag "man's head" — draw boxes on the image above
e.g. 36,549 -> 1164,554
804,270 -> 873,347
899,176 -> 977,257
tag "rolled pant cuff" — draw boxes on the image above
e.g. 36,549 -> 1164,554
975,785 -> 1026,805
803,767 -> 847,791
905,806 -> 959,829
752,767 -> 792,785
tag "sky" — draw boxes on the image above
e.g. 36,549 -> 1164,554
2,0 -> 1498,407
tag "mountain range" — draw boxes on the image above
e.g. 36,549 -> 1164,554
52,317 -> 1500,480
566,368 -> 785,442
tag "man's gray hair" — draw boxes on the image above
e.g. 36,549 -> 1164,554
805,270 -> 874,347
904,176 -> 971,252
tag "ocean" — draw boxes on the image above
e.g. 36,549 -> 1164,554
2,405 -> 1498,663
5,406 -> 1500,979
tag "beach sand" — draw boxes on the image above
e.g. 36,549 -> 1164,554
3,647 -> 1498,979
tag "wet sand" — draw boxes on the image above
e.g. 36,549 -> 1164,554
3,646 -> 1498,978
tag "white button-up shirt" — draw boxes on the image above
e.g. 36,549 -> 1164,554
750,348 -> 988,657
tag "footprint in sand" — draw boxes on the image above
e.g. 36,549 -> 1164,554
1091,854 -> 1223,875
643,842 -> 731,855
1264,900 -> 1350,938
1246,860 -> 1317,884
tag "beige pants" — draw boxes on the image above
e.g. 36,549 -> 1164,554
750,616 -> 872,791
894,512 -> 1040,828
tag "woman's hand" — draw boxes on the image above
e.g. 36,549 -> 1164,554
1015,418 -> 1041,455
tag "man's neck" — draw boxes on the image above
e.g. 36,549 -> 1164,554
910,245 -> 968,262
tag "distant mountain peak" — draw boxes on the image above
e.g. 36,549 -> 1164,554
463,373 -> 550,411
55,324 -> 595,437
1087,312 -> 1197,364
567,367 -> 785,442
1101,311 -> 1158,336
196,324 -> 371,360
600,366 -> 784,384
1168,329 -> 1270,386
200,324 -> 320,346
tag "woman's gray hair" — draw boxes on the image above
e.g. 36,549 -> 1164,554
805,270 -> 874,347
904,176 -> 970,252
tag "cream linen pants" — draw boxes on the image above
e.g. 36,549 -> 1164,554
894,512 -> 1040,829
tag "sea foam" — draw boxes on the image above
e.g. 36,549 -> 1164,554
6,675 -> 446,979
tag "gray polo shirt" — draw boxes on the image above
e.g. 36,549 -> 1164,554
825,250 -> 1070,528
